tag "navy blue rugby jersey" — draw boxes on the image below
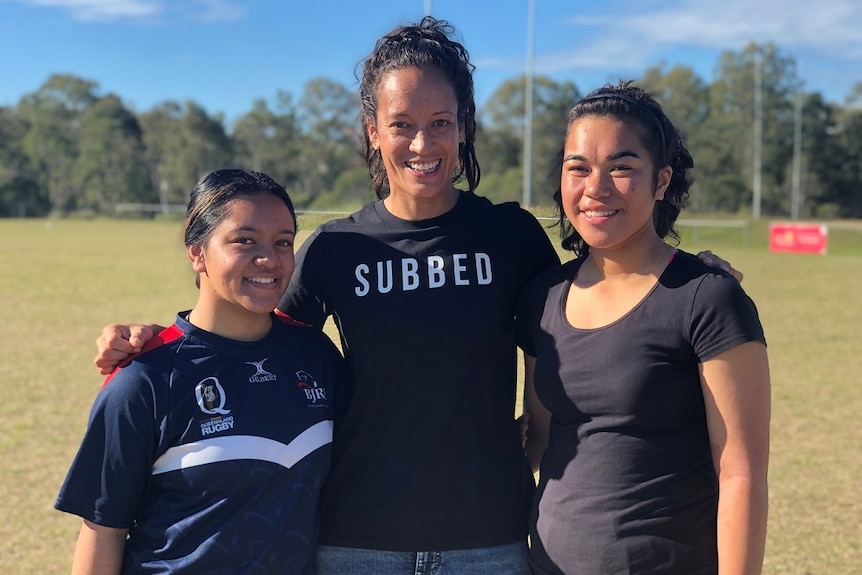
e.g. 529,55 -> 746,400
56,312 -> 343,575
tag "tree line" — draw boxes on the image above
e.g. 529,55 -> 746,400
1,42 -> 860,219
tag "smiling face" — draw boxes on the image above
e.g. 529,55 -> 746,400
189,193 -> 296,332
367,66 -> 464,218
561,115 -> 672,253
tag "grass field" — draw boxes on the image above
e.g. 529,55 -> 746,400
1,216 -> 859,574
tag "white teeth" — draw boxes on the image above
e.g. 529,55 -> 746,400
247,277 -> 275,284
583,210 -> 615,217
407,160 -> 440,172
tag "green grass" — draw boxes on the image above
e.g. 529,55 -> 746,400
1,217 -> 859,574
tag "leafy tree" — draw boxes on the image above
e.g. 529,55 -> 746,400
639,64 -> 709,142
138,101 -> 232,208
232,92 -> 304,193
639,64 -> 714,210
73,94 -> 152,213
0,107 -> 47,216
18,74 -> 100,213
294,78 -> 364,207
828,101 -> 862,216
705,43 -> 799,215
177,102 -> 233,193
138,102 -> 185,209
479,75 -> 580,206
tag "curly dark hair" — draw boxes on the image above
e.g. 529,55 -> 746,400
554,81 -> 693,256
356,16 -> 480,198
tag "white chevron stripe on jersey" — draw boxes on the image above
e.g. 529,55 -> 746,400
151,420 -> 333,475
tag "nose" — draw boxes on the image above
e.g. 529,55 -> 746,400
585,169 -> 611,198
409,129 -> 427,153
254,246 -> 278,269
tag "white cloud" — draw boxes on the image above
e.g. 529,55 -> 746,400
540,0 -> 862,73
11,0 -> 163,21
5,0 -> 245,22
624,0 -> 861,53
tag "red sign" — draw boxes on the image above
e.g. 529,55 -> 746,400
769,223 -> 828,255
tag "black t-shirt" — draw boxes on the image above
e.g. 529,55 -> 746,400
516,251 -> 766,575
278,192 -> 560,550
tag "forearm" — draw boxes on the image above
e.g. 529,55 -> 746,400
716,474 -> 768,575
70,520 -> 127,575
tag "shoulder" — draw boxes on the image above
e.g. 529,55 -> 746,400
465,194 -> 538,222
520,259 -> 579,307
665,252 -> 765,349
663,250 -> 738,289
314,202 -> 378,233
298,203 -> 379,253
465,194 -> 557,251
662,250 -> 757,312
528,258 -> 579,290
271,318 -> 342,358
103,322 -> 189,388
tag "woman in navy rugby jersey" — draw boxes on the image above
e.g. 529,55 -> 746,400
56,170 -> 342,575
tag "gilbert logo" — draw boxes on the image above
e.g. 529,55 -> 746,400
297,370 -> 327,406
246,358 -> 277,383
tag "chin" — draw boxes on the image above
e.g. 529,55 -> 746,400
237,300 -> 278,316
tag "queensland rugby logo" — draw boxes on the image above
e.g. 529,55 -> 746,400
195,377 -> 231,415
296,370 -> 327,407
196,377 -> 235,436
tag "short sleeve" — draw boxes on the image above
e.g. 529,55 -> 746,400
55,368 -> 159,528
690,272 -> 766,362
277,229 -> 328,327
518,210 -> 561,290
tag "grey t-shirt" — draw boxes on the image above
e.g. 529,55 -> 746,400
516,250 -> 765,575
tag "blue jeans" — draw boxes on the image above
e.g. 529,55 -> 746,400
316,541 -> 530,575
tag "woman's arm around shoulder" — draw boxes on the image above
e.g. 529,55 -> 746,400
94,323 -> 163,375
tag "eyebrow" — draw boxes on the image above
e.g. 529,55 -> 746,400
389,107 -> 457,118
563,150 -> 641,163
235,225 -> 296,235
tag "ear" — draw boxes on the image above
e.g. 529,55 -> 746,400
188,244 -> 207,274
655,166 -> 673,201
366,118 -> 379,151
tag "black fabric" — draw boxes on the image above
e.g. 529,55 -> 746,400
516,251 -> 765,575
278,192 -> 560,550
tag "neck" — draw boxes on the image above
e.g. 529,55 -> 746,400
585,237 -> 675,282
383,187 -> 459,221
188,299 -> 272,342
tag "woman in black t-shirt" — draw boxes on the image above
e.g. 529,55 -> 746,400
516,82 -> 770,575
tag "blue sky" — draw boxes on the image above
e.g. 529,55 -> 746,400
1,0 -> 860,126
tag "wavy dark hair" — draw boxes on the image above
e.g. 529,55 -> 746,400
554,81 -> 693,256
356,16 -> 480,198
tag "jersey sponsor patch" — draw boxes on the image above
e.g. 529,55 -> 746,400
296,370 -> 328,408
